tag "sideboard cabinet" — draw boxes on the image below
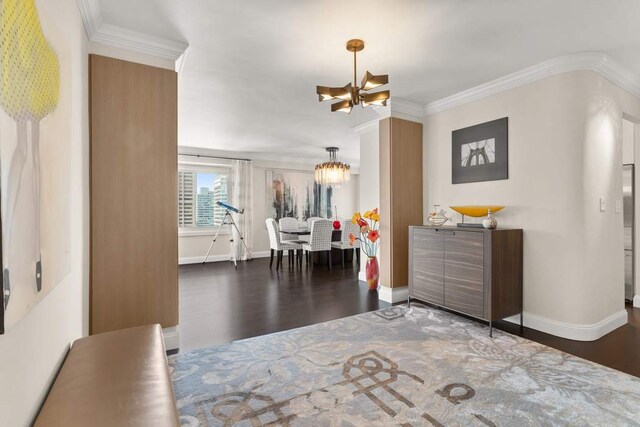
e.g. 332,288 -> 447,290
408,226 -> 523,336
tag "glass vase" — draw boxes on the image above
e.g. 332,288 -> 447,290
365,256 -> 379,291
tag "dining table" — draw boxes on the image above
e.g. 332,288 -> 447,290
279,227 -> 351,266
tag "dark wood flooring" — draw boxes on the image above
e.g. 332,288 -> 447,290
494,304 -> 640,378
178,257 -> 387,351
179,258 -> 640,378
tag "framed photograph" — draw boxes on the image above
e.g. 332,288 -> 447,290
452,117 -> 508,184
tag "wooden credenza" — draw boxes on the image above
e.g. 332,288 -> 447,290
408,226 -> 523,336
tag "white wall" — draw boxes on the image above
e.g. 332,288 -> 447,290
178,153 -> 360,263
0,0 -> 89,424
423,71 -> 640,340
357,126 -> 380,278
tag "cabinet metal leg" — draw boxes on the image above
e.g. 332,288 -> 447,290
520,312 -> 524,335
407,297 -> 411,308
489,321 -> 493,338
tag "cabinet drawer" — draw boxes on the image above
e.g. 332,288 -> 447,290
444,231 -> 484,318
410,228 -> 444,305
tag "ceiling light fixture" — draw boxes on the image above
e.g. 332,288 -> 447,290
315,147 -> 350,187
316,39 -> 390,114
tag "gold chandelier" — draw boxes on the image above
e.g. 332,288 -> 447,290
315,147 -> 350,187
316,39 -> 390,114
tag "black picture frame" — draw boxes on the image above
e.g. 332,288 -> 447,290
452,117 -> 508,184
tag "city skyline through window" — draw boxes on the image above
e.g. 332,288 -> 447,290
178,168 -> 230,229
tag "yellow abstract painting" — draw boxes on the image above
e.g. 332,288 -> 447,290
0,0 -> 68,333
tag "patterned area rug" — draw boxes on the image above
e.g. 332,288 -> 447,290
169,305 -> 640,426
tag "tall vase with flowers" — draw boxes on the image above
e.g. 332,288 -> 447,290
349,208 -> 380,291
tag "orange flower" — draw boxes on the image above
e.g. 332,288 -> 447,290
372,208 -> 378,214
357,218 -> 368,228
351,212 -> 361,224
367,230 -> 380,243
349,232 -> 357,246
361,225 -> 370,234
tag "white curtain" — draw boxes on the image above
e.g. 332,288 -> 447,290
231,160 -> 253,260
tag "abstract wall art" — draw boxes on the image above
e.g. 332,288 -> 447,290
452,117 -> 508,184
266,170 -> 333,221
0,0 -> 71,333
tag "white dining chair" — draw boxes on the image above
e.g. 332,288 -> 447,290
332,220 -> 361,268
279,217 -> 299,241
302,219 -> 334,270
266,218 -> 303,270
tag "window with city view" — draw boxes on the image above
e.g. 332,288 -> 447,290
178,168 -> 231,229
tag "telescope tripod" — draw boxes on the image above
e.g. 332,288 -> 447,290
203,209 -> 251,269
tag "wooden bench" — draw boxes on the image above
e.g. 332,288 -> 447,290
35,324 -> 179,427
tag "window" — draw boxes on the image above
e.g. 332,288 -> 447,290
178,166 -> 231,232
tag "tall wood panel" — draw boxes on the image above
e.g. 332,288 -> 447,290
90,55 -> 178,334
379,117 -> 423,288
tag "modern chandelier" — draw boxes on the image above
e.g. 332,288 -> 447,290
316,39 -> 390,114
315,147 -> 350,187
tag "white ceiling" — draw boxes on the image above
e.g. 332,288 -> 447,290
94,0 -> 640,164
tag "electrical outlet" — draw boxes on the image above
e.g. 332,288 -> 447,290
600,197 -> 606,212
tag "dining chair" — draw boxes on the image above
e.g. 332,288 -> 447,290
302,219 -> 334,270
279,217 -> 299,241
331,220 -> 361,268
306,217 -> 321,225
266,218 -> 302,270
297,217 -> 319,243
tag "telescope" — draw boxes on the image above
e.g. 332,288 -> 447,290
216,201 -> 244,214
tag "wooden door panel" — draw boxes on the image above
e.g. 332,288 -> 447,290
444,231 -> 484,318
410,228 -> 444,305
90,55 -> 178,334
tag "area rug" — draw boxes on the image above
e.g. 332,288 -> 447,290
168,305 -> 640,426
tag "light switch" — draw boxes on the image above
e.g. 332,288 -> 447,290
615,200 -> 622,214
600,197 -> 606,212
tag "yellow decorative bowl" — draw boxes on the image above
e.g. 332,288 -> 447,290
449,205 -> 505,218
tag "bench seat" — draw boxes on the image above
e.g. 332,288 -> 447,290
35,324 -> 179,427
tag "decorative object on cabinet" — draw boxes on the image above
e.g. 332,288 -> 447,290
452,117 -> 508,184
408,226 -> 523,337
350,209 -> 380,291
482,209 -> 498,229
427,204 -> 449,226
450,205 -> 505,228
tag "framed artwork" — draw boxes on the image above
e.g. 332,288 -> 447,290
452,117 -> 508,184
266,170 -> 333,221
0,0 -> 71,333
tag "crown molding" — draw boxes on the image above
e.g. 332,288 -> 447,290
352,119 -> 379,135
76,0 -> 188,62
389,97 -> 427,118
424,52 -> 640,116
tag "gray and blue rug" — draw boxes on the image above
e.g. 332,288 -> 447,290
169,305 -> 640,426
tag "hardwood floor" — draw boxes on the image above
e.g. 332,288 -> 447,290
494,303 -> 640,378
178,257 -> 387,351
179,258 -> 640,378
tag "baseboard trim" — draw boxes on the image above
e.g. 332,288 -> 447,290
504,309 -> 628,341
634,295 -> 640,308
179,251 -> 271,265
163,326 -> 180,351
378,286 -> 409,304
